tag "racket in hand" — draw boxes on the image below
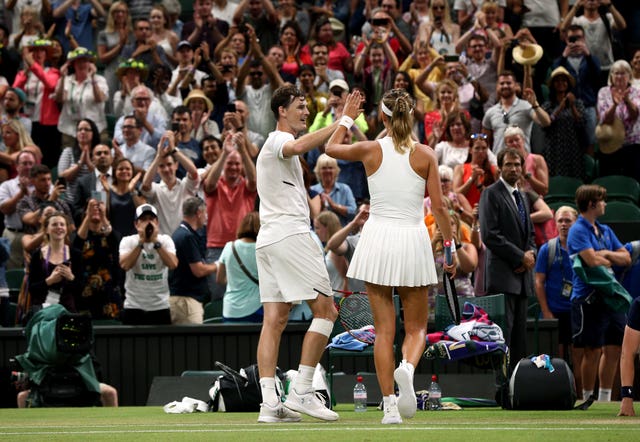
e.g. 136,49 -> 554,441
443,240 -> 460,325
335,291 -> 375,344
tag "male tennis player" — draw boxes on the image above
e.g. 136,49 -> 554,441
255,85 -> 340,423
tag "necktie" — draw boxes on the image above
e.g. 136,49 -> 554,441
513,189 -> 526,226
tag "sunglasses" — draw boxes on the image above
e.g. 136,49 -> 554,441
502,112 -> 509,125
470,133 -> 487,140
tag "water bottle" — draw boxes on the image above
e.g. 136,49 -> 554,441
353,375 -> 367,412
428,374 -> 442,411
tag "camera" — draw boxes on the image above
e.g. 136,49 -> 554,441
237,22 -> 248,34
567,35 -> 579,43
221,65 -> 233,73
227,103 -> 236,113
371,18 -> 389,27
171,122 -> 179,132
56,177 -> 66,187
145,223 -> 153,240
444,54 -> 459,63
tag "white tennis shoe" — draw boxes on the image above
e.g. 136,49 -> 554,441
283,389 -> 339,421
394,360 -> 417,419
258,402 -> 302,423
381,396 -> 403,424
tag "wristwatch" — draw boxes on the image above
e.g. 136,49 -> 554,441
153,242 -> 162,250
525,172 -> 532,180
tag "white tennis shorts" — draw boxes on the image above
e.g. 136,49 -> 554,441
256,233 -> 332,304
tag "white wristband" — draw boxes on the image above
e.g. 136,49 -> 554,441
339,115 -> 354,130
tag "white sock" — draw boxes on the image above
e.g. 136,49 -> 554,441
583,389 -> 594,400
598,388 -> 612,402
293,364 -> 315,394
260,377 -> 279,406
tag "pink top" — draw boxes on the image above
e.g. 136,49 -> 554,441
205,176 -> 257,248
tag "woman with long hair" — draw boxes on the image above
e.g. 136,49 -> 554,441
217,211 -> 263,323
279,21 -> 311,78
303,17 -> 352,74
149,4 -> 179,66
27,212 -> 81,312
393,71 -> 424,133
398,40 -> 442,114
0,120 -> 35,182
424,165 -> 474,226
57,118 -> 100,205
101,157 -> 145,237
434,110 -> 470,169
424,79 -> 468,146
326,88 -> 456,424
418,0 -> 460,56
453,133 -> 498,207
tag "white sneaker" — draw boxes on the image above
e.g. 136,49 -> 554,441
283,389 -> 339,421
394,360 -> 417,419
381,397 -> 403,424
258,402 -> 302,423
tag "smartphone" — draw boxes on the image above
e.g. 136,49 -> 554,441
56,177 -> 66,187
237,22 -> 247,34
227,103 -> 236,113
91,190 -> 105,202
171,121 -> 179,132
371,18 -> 389,27
145,223 -> 153,240
567,35 -> 579,44
444,54 -> 459,62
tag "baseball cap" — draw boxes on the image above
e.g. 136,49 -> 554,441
177,40 -> 192,50
135,203 -> 158,220
329,79 -> 349,93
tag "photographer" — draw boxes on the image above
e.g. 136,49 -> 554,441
118,203 -> 177,325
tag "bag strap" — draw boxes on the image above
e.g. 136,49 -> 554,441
547,237 -> 559,272
231,241 -> 259,285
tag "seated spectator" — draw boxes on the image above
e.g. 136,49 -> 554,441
301,17 -> 353,75
417,0 -> 460,56
102,157 -> 145,238
73,198 -> 123,320
54,47 -> 109,147
113,85 -> 168,149
140,131 -> 200,235
422,79 -> 469,146
183,88 -> 221,142
57,118 -> 101,206
390,71 -> 425,137
168,40 -> 208,99
433,110 -> 472,170
297,64 -> 327,129
169,197 -> 217,324
425,165 -> 474,226
113,114 -> 156,172
149,4 -> 179,66
504,125 -> 548,196
1,87 -> 33,140
279,21 -> 312,78
311,154 -> 357,227
118,203 -> 178,325
217,211 -> 263,323
453,133 -> 497,207
18,164 -> 73,236
112,58 -> 148,117
313,210 -> 347,292
27,211 -> 81,313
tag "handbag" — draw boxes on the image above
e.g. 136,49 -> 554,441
231,241 -> 258,285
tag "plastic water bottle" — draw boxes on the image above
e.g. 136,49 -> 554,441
354,375 -> 367,412
428,375 -> 442,411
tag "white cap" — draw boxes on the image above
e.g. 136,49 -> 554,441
329,79 -> 349,93
135,203 -> 158,220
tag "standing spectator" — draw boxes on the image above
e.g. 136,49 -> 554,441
277,0 -> 309,41
303,17 -> 353,75
121,18 -> 169,68
74,198 -> 123,320
169,197 -> 217,324
183,88 -> 220,142
482,70 -> 550,155
422,79 -> 468,147
112,58 -> 148,117
140,132 -> 200,235
278,21 -> 312,78
118,203 -> 178,325
0,150 -> 36,269
54,47 -> 109,147
203,131 -> 256,300
310,41 -> 344,94
97,1 -> 133,112
310,154 -> 356,227
418,0 -> 460,56
457,33 -> 500,115
425,165 -> 474,227
8,6 -> 44,52
6,0 -> 52,39
168,41 -> 208,99
149,4 -> 179,66
172,105 -> 206,177
12,39 -> 61,168
398,41 -> 442,115
503,125 -> 548,197
149,64 -> 183,117
182,0 -> 229,61
102,157 -> 145,238
222,99 -> 263,153
52,0 -> 106,53
479,147 -> 536,369
454,0 -> 506,32
434,111 -> 473,170
568,184 -> 631,402
73,143 -> 116,225
453,133 -> 497,207
113,85 -> 168,149
232,0 -> 278,54
114,114 -> 156,172
213,0 -> 239,26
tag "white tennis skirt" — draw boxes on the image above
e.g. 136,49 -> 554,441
347,218 -> 438,287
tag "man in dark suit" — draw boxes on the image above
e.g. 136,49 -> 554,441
73,144 -> 114,225
479,147 -> 536,368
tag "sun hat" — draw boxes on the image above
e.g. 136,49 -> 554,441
595,118 -> 625,154
116,58 -> 149,80
512,43 -> 543,66
183,88 -> 213,113
548,66 -> 575,88
67,47 -> 96,63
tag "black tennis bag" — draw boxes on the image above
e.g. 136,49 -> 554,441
509,357 -> 577,410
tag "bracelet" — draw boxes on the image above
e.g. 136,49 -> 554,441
532,105 -> 540,109
339,115 -> 354,130
621,386 -> 633,399
472,224 -> 481,232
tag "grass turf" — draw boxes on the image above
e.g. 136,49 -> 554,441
0,403 -> 638,441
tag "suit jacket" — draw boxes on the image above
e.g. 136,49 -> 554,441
73,172 -> 97,226
479,179 -> 536,297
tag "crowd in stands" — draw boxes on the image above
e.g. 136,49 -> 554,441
0,0 -> 640,400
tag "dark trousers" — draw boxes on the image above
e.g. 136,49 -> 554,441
121,308 -> 171,325
504,293 -> 529,370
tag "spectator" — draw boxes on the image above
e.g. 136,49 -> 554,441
118,203 -> 178,325
217,210 -> 263,322
479,148 -> 536,369
232,0 -> 278,54
596,60 -> 640,180
542,66 -> 587,180
149,64 -> 183,117
102,157 -> 144,238
172,105 -> 205,177
12,39 -> 61,168
360,6 -> 412,61
113,114 -> 155,172
313,210 -> 348,292
196,135 -> 222,197
435,111 -> 471,170
18,164 -> 73,236
398,40 -> 442,115
121,18 -> 169,68
6,0 -> 51,38
482,70 -> 550,155
8,6 -> 43,52
535,206 -> 581,374
203,131 -> 256,300
0,150 -> 36,269
212,0 -> 239,26
0,119 -> 34,182
277,0 -> 310,42
454,0 -> 506,32
1,87 -> 32,137
112,58 -> 148,117
201,72 -> 230,132
310,41 -> 344,94
52,0 -> 106,53
27,211 -> 81,313
279,21 -> 312,78
183,88 -> 221,142
149,4 -> 179,66
215,25 -> 249,67
74,198 -> 123,320
168,40 -> 208,99
162,0 -> 183,37
425,165 -> 474,227
182,0 -> 229,61
55,47 -> 109,148
417,0 -> 460,56
302,17 -> 353,75
222,99 -> 263,154
422,79 -> 469,147
56,118 -> 100,206
97,1 -> 133,112
503,125 -> 548,196
113,85 -> 168,150
296,64 -> 326,129
632,49 -> 640,87
169,197 -> 217,324
310,154 -> 356,227
453,133 -> 497,207
457,33 -> 500,116
140,131 -> 200,235
72,144 -> 115,226
567,184 -> 631,401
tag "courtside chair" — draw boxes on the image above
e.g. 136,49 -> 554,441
545,176 -> 583,204
584,154 -> 599,183
6,268 -> 25,299
593,175 -> 640,205
599,200 -> 640,223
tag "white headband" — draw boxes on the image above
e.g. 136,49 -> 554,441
381,102 -> 393,117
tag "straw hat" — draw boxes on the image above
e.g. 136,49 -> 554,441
595,118 -> 625,154
183,88 -> 213,113
116,58 -> 149,80
67,47 -> 96,63
512,43 -> 543,66
548,66 -> 575,88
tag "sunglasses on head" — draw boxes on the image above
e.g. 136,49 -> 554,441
470,133 -> 487,140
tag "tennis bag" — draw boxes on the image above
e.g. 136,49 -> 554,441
509,357 -> 577,410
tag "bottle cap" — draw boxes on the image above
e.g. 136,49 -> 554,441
432,374 -> 437,382
357,375 -> 363,382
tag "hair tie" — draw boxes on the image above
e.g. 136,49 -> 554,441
381,102 -> 393,117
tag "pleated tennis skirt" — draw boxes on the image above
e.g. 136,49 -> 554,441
347,217 -> 438,287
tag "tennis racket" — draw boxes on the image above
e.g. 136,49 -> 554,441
443,241 -> 460,325
334,290 -> 376,344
